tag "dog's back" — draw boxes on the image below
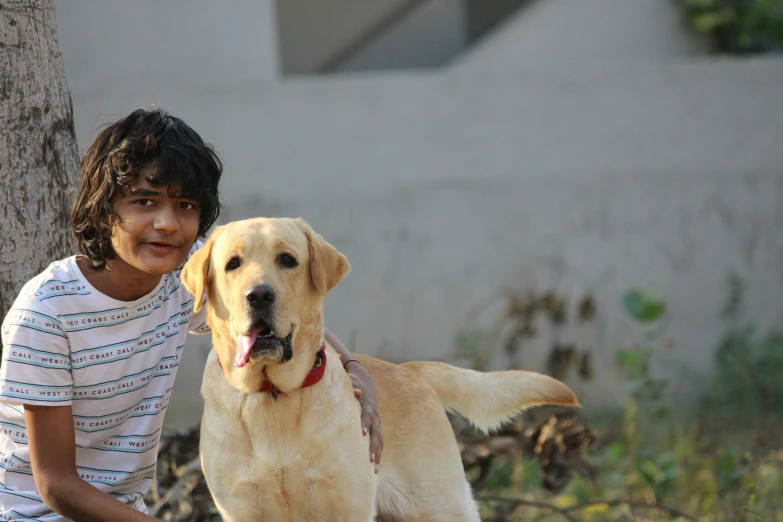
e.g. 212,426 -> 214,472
355,356 -> 579,522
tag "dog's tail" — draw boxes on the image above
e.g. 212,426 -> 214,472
400,361 -> 580,433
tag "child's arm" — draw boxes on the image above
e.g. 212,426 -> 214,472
324,328 -> 383,472
25,405 -> 159,522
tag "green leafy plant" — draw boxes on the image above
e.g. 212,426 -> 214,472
467,276 -> 783,520
699,273 -> 783,422
616,286 -> 671,421
682,0 -> 783,53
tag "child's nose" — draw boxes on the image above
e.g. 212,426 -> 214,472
153,205 -> 180,232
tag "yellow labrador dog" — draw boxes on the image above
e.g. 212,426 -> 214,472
181,217 -> 579,522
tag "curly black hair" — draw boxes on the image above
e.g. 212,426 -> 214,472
71,108 -> 223,269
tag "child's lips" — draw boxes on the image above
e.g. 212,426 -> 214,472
145,241 -> 179,254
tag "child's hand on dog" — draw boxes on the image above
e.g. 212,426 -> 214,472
347,362 -> 383,473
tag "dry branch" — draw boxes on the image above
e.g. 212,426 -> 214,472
145,410 -> 697,521
476,494 -> 699,522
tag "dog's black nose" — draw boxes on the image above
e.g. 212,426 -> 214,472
245,284 -> 275,309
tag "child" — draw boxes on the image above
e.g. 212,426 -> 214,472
0,108 -> 382,521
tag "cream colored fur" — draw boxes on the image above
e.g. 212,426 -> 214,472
181,217 -> 580,522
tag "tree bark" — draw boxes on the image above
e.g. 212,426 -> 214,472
0,1 -> 80,340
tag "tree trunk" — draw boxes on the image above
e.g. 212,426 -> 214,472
0,1 -> 80,340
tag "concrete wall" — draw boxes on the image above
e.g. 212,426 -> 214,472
53,0 -> 783,428
336,0 -> 467,73
276,0 -> 414,74
277,0 -> 532,74
454,0 -> 709,72
56,48 -> 783,426
54,0 -> 279,97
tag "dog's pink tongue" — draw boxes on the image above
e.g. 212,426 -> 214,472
235,328 -> 262,368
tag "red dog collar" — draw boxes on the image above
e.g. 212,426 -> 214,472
218,343 -> 327,401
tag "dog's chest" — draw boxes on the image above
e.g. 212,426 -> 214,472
211,405 -> 376,521
202,364 -> 376,520
244,395 -> 375,518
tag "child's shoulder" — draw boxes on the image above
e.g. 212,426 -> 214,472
1,256 -> 81,339
10,256 -> 82,310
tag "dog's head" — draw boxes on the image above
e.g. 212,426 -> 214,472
182,217 -> 350,393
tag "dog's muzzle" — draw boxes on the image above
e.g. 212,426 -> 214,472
234,313 -> 292,368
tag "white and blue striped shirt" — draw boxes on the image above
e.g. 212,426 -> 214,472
0,242 -> 208,521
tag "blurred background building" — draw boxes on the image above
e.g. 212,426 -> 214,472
54,0 -> 783,427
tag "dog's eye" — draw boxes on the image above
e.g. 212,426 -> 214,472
277,253 -> 298,269
225,256 -> 242,272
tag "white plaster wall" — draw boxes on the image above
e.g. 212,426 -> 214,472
453,0 -> 709,72
52,0 -> 782,429
276,0 -> 413,74
336,0 -> 467,72
54,0 -> 279,99
57,56 -> 783,426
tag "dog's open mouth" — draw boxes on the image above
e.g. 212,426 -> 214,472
234,320 -> 293,368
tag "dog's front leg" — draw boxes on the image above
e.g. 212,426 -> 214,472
211,480 -> 290,522
311,474 -> 377,522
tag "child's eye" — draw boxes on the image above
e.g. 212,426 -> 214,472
134,199 -> 153,206
179,202 -> 198,210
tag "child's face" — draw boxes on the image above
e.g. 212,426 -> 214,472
109,169 -> 201,277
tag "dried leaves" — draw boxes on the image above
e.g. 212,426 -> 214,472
145,409 -> 598,521
456,408 -> 599,494
521,412 -> 599,493
145,427 -> 221,522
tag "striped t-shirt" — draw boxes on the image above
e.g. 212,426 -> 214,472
0,242 -> 209,521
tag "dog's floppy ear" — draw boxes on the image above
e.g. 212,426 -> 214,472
181,227 -> 222,313
294,218 -> 350,295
